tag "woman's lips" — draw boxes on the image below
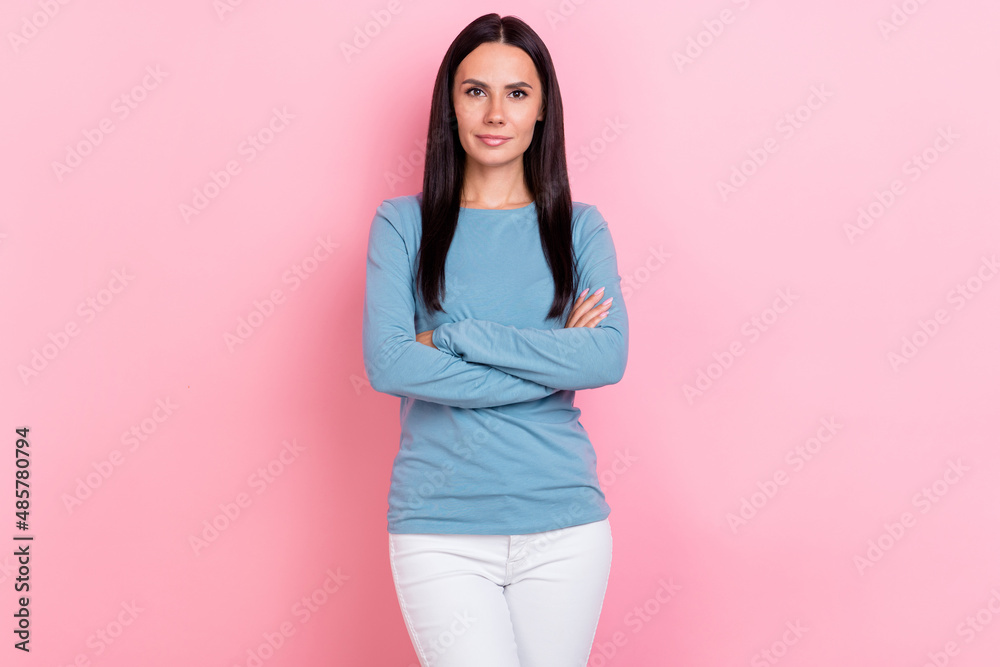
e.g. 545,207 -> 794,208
477,135 -> 511,146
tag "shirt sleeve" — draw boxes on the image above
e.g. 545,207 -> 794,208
362,199 -> 560,408
430,205 -> 628,391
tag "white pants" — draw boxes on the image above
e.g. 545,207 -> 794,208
388,517 -> 612,667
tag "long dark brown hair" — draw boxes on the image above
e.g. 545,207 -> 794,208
416,13 -> 577,321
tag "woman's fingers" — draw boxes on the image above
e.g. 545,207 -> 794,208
578,300 -> 611,328
565,287 -> 611,328
566,291 -> 594,328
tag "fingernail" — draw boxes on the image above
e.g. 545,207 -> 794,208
595,286 -> 606,294
602,297 -> 613,306
579,288 -> 590,298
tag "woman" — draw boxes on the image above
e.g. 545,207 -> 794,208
362,13 -> 628,666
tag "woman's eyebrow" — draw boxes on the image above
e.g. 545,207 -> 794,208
460,78 -> 533,90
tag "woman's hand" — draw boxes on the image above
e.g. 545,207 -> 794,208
416,330 -> 437,349
415,287 -> 610,347
565,287 -> 612,328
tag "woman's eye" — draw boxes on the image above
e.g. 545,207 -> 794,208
466,88 -> 527,99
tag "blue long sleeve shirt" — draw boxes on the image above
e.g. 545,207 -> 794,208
362,192 -> 628,534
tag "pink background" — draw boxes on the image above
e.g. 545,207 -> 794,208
3,0 -> 999,665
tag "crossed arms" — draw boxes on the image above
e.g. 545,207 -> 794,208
361,199 -> 628,409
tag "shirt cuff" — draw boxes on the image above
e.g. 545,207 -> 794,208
431,324 -> 459,357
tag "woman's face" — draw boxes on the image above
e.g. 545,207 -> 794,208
451,42 -> 545,170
